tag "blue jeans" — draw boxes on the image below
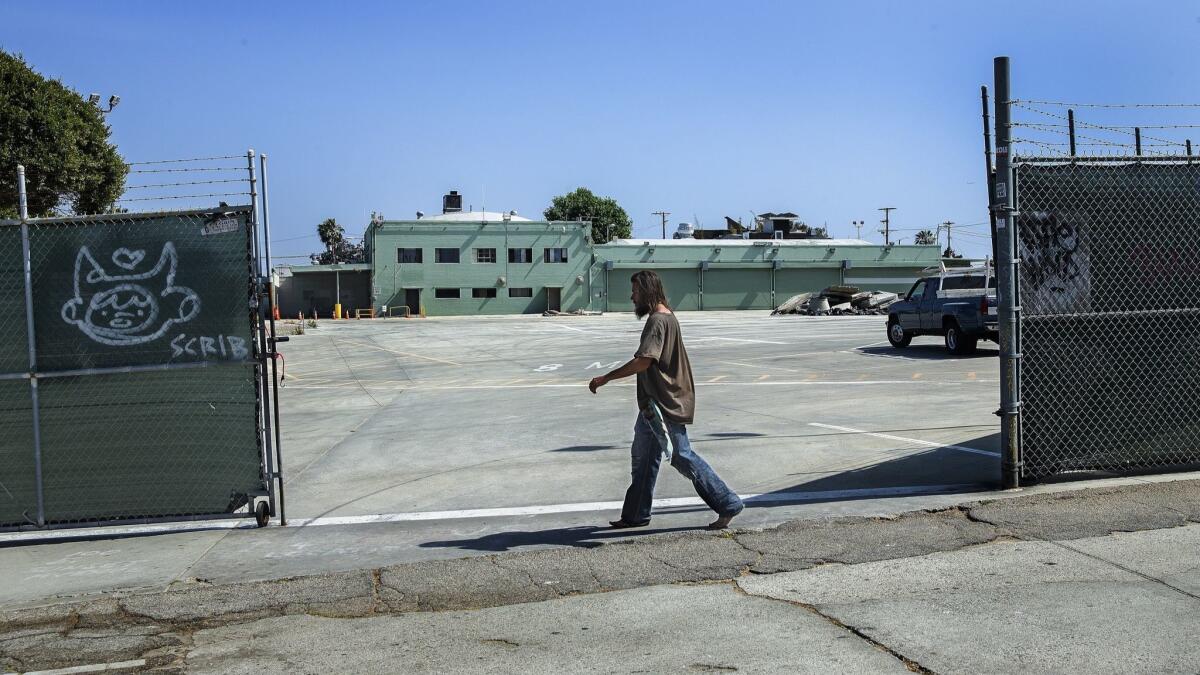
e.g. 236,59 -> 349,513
620,412 -> 744,524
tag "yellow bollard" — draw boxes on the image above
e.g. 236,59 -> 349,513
333,303 -> 342,320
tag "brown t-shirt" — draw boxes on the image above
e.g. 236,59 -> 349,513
635,312 -> 696,424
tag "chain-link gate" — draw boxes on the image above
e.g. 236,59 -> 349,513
989,57 -> 1200,484
1013,160 -> 1200,479
0,152 -> 284,531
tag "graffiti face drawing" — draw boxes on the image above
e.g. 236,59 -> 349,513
61,242 -> 201,346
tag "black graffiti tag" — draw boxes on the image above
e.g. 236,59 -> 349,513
1020,213 -> 1083,296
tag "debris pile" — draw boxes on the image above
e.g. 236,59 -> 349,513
542,309 -> 603,317
772,286 -> 898,316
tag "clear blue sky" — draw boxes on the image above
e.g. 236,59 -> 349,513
4,1 -> 1199,259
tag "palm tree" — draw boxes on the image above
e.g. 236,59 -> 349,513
914,229 -> 937,245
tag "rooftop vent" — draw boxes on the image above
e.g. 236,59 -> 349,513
442,190 -> 463,214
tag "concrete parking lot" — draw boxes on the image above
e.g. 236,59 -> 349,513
0,310 -> 1003,606
279,310 -> 999,519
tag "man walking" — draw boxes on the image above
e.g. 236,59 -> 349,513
589,271 -> 744,530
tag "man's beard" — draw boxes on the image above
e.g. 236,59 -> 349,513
634,301 -> 652,318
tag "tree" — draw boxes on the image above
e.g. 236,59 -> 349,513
318,217 -> 345,250
915,229 -> 937,245
543,187 -> 632,244
0,50 -> 127,218
311,217 -> 364,264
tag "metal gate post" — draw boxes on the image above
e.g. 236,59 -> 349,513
246,150 -> 278,522
17,166 -> 45,526
259,153 -> 286,526
993,57 -> 1022,488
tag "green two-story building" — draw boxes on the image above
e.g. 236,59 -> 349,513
364,195 -> 594,316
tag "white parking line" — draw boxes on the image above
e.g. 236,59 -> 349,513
689,336 -> 788,345
284,378 -> 999,392
809,422 -> 1001,458
18,659 -> 147,674
0,484 -> 987,544
285,483 -> 986,526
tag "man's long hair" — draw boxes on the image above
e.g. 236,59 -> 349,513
631,270 -> 670,318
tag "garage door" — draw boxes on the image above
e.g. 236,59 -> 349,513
703,268 -> 772,310
606,268 -> 699,312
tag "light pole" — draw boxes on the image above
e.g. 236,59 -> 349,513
851,220 -> 864,240
87,93 -> 120,114
878,207 -> 896,246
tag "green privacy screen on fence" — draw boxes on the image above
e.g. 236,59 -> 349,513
0,207 -> 266,528
1014,162 -> 1200,479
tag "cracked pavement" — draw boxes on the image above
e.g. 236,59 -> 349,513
2,478 -> 1198,673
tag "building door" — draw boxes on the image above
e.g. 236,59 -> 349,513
547,287 -> 561,312
404,288 -> 421,317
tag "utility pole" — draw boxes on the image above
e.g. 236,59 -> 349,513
939,221 -> 954,256
878,207 -> 896,246
652,211 -> 671,239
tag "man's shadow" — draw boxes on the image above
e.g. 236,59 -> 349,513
420,522 -> 700,553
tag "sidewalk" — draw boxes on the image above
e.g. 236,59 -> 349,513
184,525 -> 1200,674
2,477 -> 1198,673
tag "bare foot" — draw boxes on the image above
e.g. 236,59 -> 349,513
707,514 -> 736,530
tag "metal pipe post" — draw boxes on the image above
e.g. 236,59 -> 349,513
1067,109 -> 1076,156
259,153 -> 286,525
993,56 -> 1021,489
1134,128 -> 1142,156
17,166 -> 45,525
981,86 -> 998,265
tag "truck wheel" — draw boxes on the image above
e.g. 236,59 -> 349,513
945,323 -> 977,355
887,320 -> 911,348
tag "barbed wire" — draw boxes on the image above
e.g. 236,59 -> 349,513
1011,102 -> 1190,149
1009,99 -> 1200,109
127,167 -> 245,174
124,179 -> 246,190
1010,138 -> 1071,156
125,155 -> 244,166
1011,133 -> 1174,155
116,192 -> 251,203
1013,121 -> 1200,130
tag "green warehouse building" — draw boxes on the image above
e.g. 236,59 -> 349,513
277,192 -> 942,317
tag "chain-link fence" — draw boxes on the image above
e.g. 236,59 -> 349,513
988,57 -> 1200,485
1011,160 -> 1200,479
1,153 -> 283,531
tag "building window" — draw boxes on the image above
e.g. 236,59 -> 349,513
435,288 -> 460,299
435,248 -> 460,263
397,248 -> 422,264
473,248 -> 497,263
508,287 -> 533,298
472,288 -> 498,298
508,248 -> 534,263
544,247 -> 569,263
